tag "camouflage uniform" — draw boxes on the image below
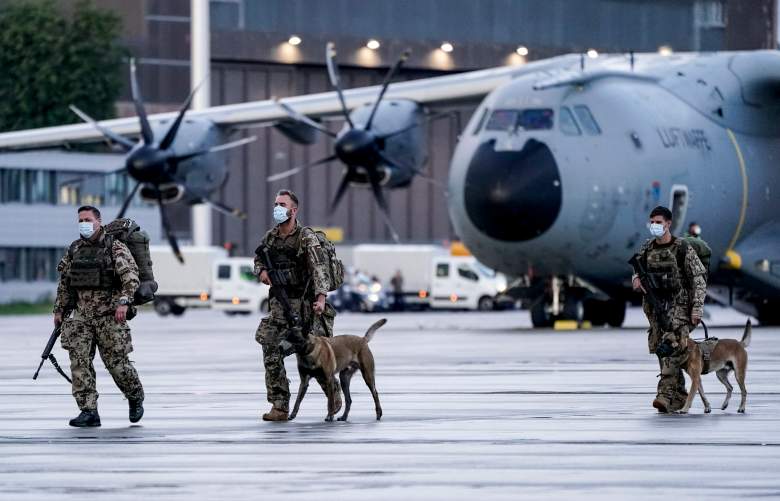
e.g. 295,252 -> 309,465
54,228 -> 144,412
637,237 -> 707,411
254,221 -> 335,412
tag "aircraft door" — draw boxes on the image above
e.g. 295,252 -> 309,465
669,185 -> 689,236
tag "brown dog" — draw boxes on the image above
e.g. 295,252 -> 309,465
676,320 -> 752,414
287,318 -> 386,422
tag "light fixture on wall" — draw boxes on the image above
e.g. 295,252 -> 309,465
366,39 -> 381,50
440,42 -> 454,53
287,35 -> 302,46
516,46 -> 529,56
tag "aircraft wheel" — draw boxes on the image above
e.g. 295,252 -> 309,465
530,300 -> 553,328
605,300 -> 626,327
757,301 -> 780,325
170,304 -> 186,316
562,296 -> 584,323
583,299 -> 607,326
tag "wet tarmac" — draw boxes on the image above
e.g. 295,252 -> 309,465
1,307 -> 778,500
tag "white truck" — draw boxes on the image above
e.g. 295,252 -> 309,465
351,244 -> 509,310
150,246 -> 269,316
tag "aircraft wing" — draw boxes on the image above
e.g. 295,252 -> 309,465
0,55 -> 578,150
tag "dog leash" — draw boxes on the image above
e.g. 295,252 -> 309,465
700,319 -> 708,340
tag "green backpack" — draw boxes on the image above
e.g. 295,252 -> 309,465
305,227 -> 344,292
677,236 -> 712,278
104,218 -> 158,304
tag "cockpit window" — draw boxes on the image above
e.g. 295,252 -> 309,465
573,105 -> 602,135
485,109 -> 554,132
471,108 -> 490,136
559,106 -> 581,136
518,109 -> 554,130
485,110 -> 518,131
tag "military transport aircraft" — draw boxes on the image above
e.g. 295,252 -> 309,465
1,49 -> 779,325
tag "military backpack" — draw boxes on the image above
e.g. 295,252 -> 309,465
307,228 -> 345,292
678,236 -> 712,277
103,218 -> 159,304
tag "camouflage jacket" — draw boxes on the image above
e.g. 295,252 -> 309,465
637,237 -> 707,327
253,221 -> 329,298
53,228 -> 140,318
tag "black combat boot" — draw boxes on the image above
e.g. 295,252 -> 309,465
129,399 -> 144,423
69,410 -> 101,427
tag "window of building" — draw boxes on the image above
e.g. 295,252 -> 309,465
573,105 -> 602,135
559,107 -> 582,136
0,247 -> 63,282
26,170 -> 56,204
0,169 -> 23,203
210,0 -> 244,30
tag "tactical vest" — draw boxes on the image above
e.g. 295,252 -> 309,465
267,231 -> 308,298
644,239 -> 683,297
67,240 -> 117,290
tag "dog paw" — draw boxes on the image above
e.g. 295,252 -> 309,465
672,409 -> 688,415
704,407 -> 711,414
324,415 -> 334,422
288,414 -> 297,421
738,408 -> 746,414
721,405 -> 729,411
337,416 -> 348,422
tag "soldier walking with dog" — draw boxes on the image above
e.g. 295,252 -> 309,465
53,205 -> 146,427
630,206 -> 707,413
254,189 -> 339,421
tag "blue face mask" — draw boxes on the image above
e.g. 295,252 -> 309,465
273,205 -> 290,224
79,222 -> 95,238
648,222 -> 665,238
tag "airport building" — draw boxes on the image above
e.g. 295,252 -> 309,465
0,0 -> 776,301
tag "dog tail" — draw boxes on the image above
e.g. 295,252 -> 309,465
364,318 -> 387,343
740,319 -> 752,348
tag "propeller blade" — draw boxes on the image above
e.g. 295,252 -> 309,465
130,58 -> 154,145
69,105 -> 135,150
202,198 -> 247,219
158,76 -> 208,150
329,168 -> 354,214
368,169 -> 400,243
325,42 -> 354,128
174,136 -> 257,162
156,190 -> 183,263
275,98 -> 337,138
365,49 -> 410,131
267,154 -> 337,182
117,182 -> 141,219
377,150 -> 448,193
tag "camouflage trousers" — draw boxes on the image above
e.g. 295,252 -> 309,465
648,322 -> 691,412
255,296 -> 335,412
60,312 -> 144,411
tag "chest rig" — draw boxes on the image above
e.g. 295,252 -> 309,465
67,238 -> 117,289
644,239 -> 683,298
267,230 -> 309,298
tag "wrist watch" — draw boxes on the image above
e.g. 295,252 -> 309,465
118,297 -> 130,306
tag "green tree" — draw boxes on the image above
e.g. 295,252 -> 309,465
0,0 -> 124,132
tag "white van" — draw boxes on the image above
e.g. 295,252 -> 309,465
430,256 -> 508,310
211,258 -> 270,315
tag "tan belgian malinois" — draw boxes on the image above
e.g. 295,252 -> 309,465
287,318 -> 386,422
675,320 -> 752,414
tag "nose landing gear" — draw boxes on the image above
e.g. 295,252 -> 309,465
528,276 -> 626,328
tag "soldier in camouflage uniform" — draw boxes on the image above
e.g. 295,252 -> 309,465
632,206 -> 707,413
53,205 -> 145,427
254,189 -> 336,421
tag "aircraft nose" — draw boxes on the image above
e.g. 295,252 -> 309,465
463,138 -> 562,242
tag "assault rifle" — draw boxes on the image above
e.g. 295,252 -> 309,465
33,321 -> 72,383
257,245 -> 301,332
629,253 -> 672,332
